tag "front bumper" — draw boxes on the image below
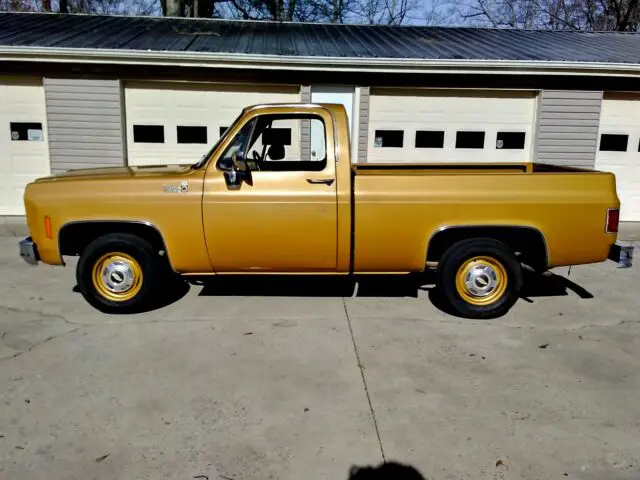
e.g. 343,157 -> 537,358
19,237 -> 39,266
608,242 -> 633,268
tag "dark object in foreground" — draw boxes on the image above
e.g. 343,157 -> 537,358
349,461 -> 426,479
608,242 -> 634,268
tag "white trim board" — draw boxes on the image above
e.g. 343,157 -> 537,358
3,47 -> 640,77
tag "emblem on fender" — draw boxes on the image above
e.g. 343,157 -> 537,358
163,181 -> 189,193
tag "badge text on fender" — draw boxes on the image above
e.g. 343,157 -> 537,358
163,181 -> 189,193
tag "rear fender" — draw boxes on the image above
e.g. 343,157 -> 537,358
427,225 -> 548,272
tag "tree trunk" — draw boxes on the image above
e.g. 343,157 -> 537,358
59,0 -> 68,13
196,0 -> 213,17
42,0 -> 51,11
166,0 -> 183,16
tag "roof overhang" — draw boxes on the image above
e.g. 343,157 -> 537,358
2,46 -> 640,78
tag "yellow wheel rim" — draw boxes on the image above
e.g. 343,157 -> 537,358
91,252 -> 143,302
455,256 -> 508,306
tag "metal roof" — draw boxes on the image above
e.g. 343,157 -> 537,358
1,12 -> 640,65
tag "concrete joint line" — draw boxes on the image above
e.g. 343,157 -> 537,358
342,298 -> 386,463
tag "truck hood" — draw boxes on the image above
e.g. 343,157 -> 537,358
35,164 -> 195,182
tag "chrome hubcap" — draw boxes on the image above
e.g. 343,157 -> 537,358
101,260 -> 135,293
464,264 -> 499,297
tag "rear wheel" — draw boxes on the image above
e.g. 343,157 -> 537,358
76,233 -> 165,313
436,238 -> 523,319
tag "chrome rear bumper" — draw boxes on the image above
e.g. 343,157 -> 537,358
608,242 -> 633,268
19,237 -> 39,266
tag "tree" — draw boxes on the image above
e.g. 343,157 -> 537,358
0,0 -> 443,25
460,0 -> 639,30
0,0 -> 157,14
162,0 -> 423,23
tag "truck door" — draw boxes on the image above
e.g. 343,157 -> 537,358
202,108 -> 338,272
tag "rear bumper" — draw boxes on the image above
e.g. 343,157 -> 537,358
19,237 -> 39,266
608,242 -> 633,268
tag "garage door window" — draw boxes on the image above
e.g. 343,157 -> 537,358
177,126 -> 207,144
599,134 -> 628,152
10,122 -> 44,141
374,130 -> 404,148
133,125 -> 164,143
415,131 -> 444,148
496,132 -> 525,150
456,131 -> 485,149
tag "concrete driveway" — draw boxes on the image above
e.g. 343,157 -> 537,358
1,237 -> 639,480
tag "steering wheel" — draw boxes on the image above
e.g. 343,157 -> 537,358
251,150 -> 263,170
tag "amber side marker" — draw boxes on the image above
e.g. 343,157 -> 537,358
44,215 -> 52,239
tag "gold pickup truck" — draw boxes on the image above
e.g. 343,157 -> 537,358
19,103 -> 627,318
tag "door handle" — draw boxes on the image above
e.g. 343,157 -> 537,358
306,178 -> 335,186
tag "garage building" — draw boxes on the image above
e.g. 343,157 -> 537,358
1,13 -> 640,220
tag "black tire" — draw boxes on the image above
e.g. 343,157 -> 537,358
436,238 -> 523,319
76,233 -> 164,314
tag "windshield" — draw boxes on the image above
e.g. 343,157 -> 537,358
190,111 -> 245,169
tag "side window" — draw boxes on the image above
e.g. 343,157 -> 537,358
217,114 -> 327,172
247,114 -> 327,172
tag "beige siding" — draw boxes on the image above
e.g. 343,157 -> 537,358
44,78 -> 125,173
534,90 -> 603,168
357,87 -> 370,163
300,85 -> 311,161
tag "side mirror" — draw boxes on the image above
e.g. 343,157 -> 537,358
233,149 -> 251,169
223,151 -> 251,187
218,156 -> 233,171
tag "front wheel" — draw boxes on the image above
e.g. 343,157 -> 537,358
436,238 -> 523,319
76,233 -> 164,314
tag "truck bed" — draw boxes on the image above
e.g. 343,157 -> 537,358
351,162 -> 619,273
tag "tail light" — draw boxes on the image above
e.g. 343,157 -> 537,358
606,208 -> 619,234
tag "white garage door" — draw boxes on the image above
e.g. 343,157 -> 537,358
0,77 -> 50,215
595,93 -> 640,221
367,89 -> 537,164
124,82 -> 299,166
